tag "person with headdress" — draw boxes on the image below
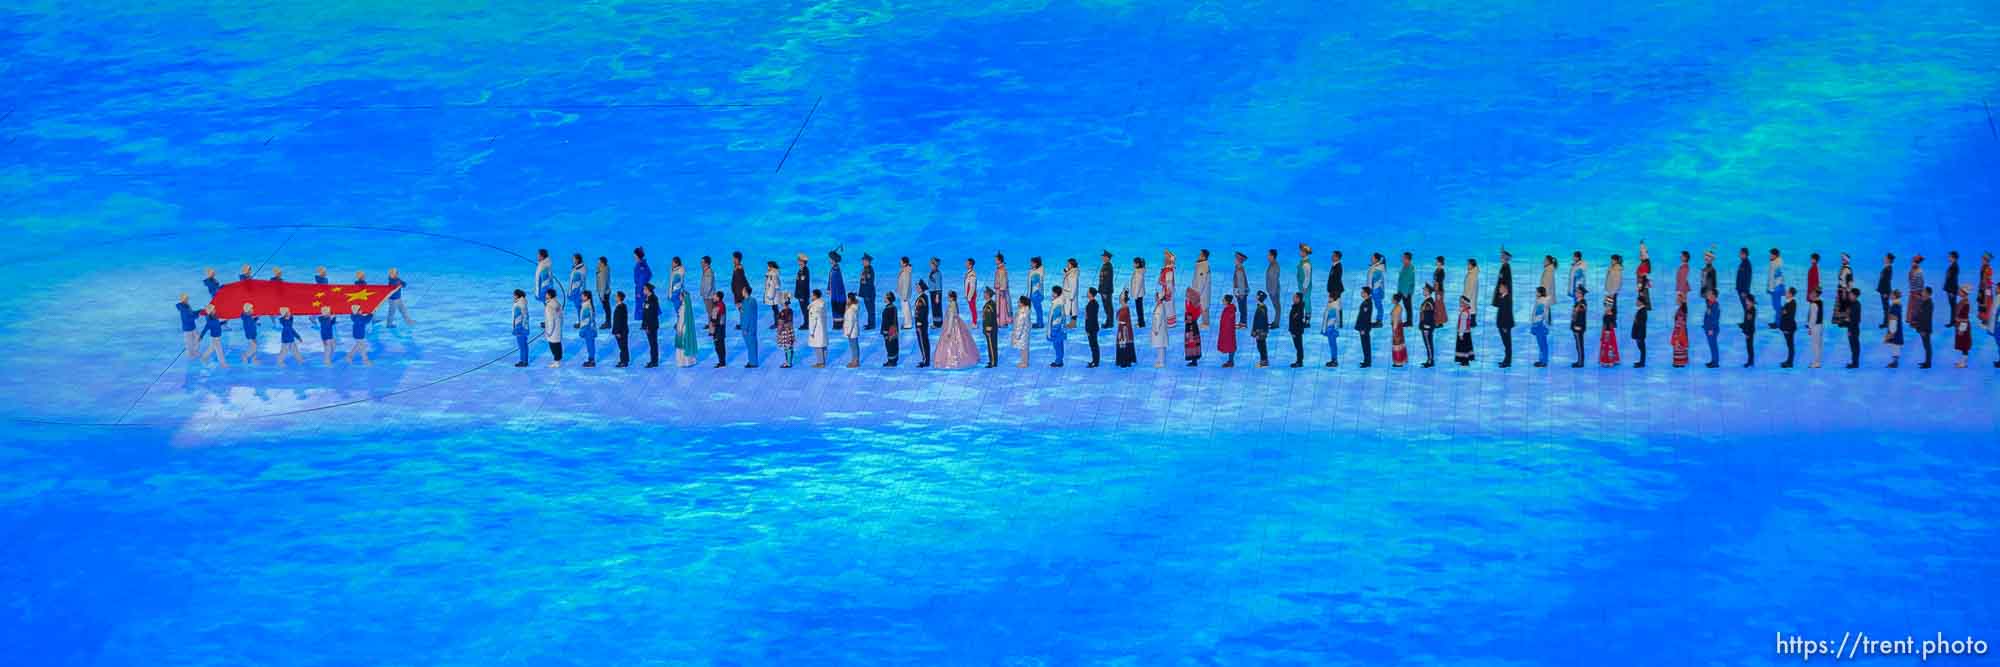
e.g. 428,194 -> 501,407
1250,291 -> 1272,367
1232,251 -> 1251,328
858,253 -> 877,330
827,249 -> 848,331
1115,291 -> 1137,367
1193,249 -> 1213,328
1453,296 -> 1475,365
1636,240 -> 1652,287
1838,252 -> 1856,294
1630,280 -> 1651,368
913,284 -> 933,367
1184,287 -> 1204,366
1028,256 -> 1047,328
936,289 -> 984,367
1356,288 -> 1380,367
1321,289 -> 1343,368
993,253 -> 1012,327
807,289 -> 828,368
1046,287 -> 1068,367
794,252 -> 812,330
1670,291 -> 1690,368
1218,293 -> 1239,367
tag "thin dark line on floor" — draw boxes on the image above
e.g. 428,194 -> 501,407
775,96 -> 822,173
115,229 -> 299,425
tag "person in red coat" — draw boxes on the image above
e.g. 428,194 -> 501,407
1217,294 -> 1239,367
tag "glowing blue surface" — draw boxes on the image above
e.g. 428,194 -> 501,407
3,1 -> 1999,664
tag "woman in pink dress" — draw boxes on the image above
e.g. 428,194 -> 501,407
932,291 -> 980,369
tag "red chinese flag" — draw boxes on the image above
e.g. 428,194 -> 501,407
207,280 -> 393,317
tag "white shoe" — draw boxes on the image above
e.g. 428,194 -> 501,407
548,361 -> 562,368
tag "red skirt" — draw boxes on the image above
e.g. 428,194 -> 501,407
1598,328 -> 1621,366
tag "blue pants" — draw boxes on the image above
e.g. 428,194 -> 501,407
1324,332 -> 1338,362
1706,330 -> 1720,364
1769,288 -> 1784,323
1032,292 -> 1045,327
1051,336 -> 1065,364
515,332 -> 530,363
1532,329 -> 1549,364
742,329 -> 759,366
582,335 -> 597,363
863,296 -> 876,328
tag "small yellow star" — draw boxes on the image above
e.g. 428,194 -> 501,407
315,292 -> 326,298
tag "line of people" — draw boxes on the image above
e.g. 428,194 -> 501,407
510,245 -> 2000,371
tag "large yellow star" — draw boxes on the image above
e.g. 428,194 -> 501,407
344,289 -> 376,302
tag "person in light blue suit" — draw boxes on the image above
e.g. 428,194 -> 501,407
1765,248 -> 1786,330
1321,291 -> 1343,367
1046,286 -> 1068,366
1530,286 -> 1551,367
1028,257 -> 1047,329
738,285 -> 761,368
568,253 -> 588,326
511,289 -> 531,367
577,290 -> 598,367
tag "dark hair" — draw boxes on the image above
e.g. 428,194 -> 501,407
538,249 -> 549,259
615,291 -> 626,301
582,290 -> 593,301
514,289 -> 526,298
732,251 -> 743,260
598,256 -> 608,264
544,288 -> 557,299
634,247 -> 646,259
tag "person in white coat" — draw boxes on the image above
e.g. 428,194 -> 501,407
762,260 -> 784,329
842,295 -> 862,368
896,257 -> 914,329
808,289 -> 830,367
543,288 -> 565,367
1062,258 -> 1082,326
1150,293 -> 1169,367
1194,249 -> 1213,327
1463,258 -> 1481,327
1012,296 -> 1033,367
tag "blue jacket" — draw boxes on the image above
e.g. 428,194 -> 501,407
578,305 -> 597,339
1702,301 -> 1720,334
350,313 -> 373,339
512,302 -> 530,336
239,313 -> 259,339
203,276 -> 222,296
203,313 -> 225,337
279,315 -> 299,343
317,315 -> 338,340
177,303 -> 199,332
388,277 -> 406,300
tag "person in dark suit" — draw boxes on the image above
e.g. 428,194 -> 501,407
1326,250 -> 1345,304
927,258 -> 944,328
1734,246 -> 1753,305
612,291 -> 631,367
707,291 -> 728,368
1943,250 -> 1961,315
1252,291 -> 1273,368
1287,291 -> 1308,367
1356,289 -> 1379,367
794,253 -> 812,330
1838,286 -> 1862,368
913,285 -> 933,367
1084,287 -> 1103,367
1097,250 -> 1116,329
641,282 -> 662,367
1630,282 -> 1650,368
1778,287 -> 1798,368
1739,293 -> 1758,367
1876,253 -> 1895,328
1570,288 -> 1589,368
1912,286 -> 1935,368
880,292 -> 900,367
859,254 -> 878,329
981,288 -> 1000,368
1702,288 -> 1721,368
1494,281 -> 1516,368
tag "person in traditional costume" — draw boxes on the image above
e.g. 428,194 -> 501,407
1046,287 -> 1068,367
827,250 -> 848,331
1011,295 -> 1032,367
1453,296 -> 1475,366
1670,292 -> 1690,368
674,285 -> 700,368
1883,290 -> 1904,368
1252,291 -> 1273,368
1150,292 -> 1170,367
1321,291 -> 1342,368
1417,284 -> 1439,368
1194,250 -> 1213,328
807,289 -> 828,368
1218,294 -> 1239,367
1598,294 -> 1620,367
1463,257 -> 1480,327
1805,287 -> 1824,369
1603,254 -> 1623,312
1912,286 -> 1936,368
1062,258 -> 1082,327
993,253 -> 1013,327
775,300 -> 797,368
1183,287 -> 1203,366
1838,286 -> 1862,368
706,291 -> 727,368
1539,255 -> 1557,310
1390,295 -> 1409,368
1675,250 -> 1691,302
763,260 -> 784,330
1114,292 -> 1137,368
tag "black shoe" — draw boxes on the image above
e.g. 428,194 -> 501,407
583,361 -> 596,368
1742,362 -> 1753,368
514,361 -> 529,367
746,364 -> 758,368
917,362 -> 930,368
1844,363 -> 1857,368
1706,362 -> 1719,368
1050,362 -> 1063,367
1632,362 -> 1644,368
1919,363 -> 1931,369
1324,361 -> 1335,367
615,362 -> 628,367
1086,362 -> 1098,368
1779,362 -> 1791,368
883,362 -> 895,367
713,362 -> 725,368
1290,362 -> 1303,368
1532,362 -> 1545,367
1571,362 -> 1584,368
1888,361 -> 1899,368
645,362 -> 659,368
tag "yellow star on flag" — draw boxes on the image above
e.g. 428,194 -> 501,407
315,291 -> 326,297
332,287 -> 344,292
344,289 -> 376,302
